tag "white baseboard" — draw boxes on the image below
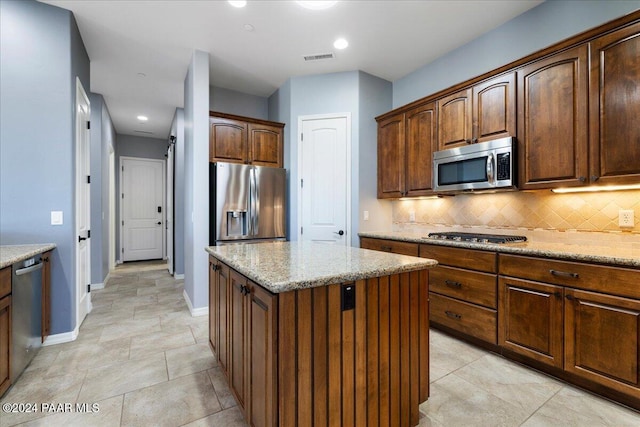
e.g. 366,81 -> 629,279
42,328 -> 79,346
92,281 -> 105,290
183,289 -> 208,317
174,273 -> 184,279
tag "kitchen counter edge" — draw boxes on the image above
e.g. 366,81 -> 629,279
0,244 -> 57,269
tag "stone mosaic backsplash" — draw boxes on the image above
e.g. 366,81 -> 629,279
392,189 -> 640,234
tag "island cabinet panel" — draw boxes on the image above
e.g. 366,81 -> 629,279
0,266 -> 10,397
229,269 -> 248,410
278,270 -> 429,427
589,22 -> 640,185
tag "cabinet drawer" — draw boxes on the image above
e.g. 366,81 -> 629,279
430,292 -> 497,344
0,267 -> 10,299
360,237 -> 419,256
420,244 -> 496,273
499,254 -> 640,299
430,266 -> 497,308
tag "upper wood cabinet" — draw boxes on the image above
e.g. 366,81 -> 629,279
589,22 -> 640,185
377,102 -> 436,199
517,45 -> 589,190
437,72 -> 515,150
209,112 -> 284,168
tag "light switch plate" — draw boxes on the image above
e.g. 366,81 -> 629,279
51,211 -> 63,225
409,211 -> 416,222
363,211 -> 369,221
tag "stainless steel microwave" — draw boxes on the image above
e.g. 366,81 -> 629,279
433,137 -> 516,193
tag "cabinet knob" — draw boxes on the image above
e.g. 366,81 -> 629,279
466,139 -> 472,144
591,175 -> 599,182
472,138 -> 478,144
578,176 -> 586,183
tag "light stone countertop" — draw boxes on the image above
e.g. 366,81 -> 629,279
359,230 -> 640,268
205,241 -> 437,294
0,244 -> 57,269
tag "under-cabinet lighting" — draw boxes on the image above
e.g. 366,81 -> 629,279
398,196 -> 441,201
137,115 -> 148,121
296,1 -> 338,10
551,184 -> 640,193
228,1 -> 247,8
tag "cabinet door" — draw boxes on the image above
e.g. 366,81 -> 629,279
565,289 -> 640,395
0,295 -> 10,397
377,113 -> 405,198
473,72 -> 516,143
589,22 -> 640,185
248,123 -> 283,168
517,45 -> 589,189
498,277 -> 564,368
405,102 -> 436,196
230,269 -> 248,410
209,257 -> 218,355
217,263 -> 230,373
41,251 -> 51,343
248,282 -> 277,427
437,88 -> 472,150
210,117 -> 248,164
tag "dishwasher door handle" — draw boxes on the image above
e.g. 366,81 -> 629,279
15,262 -> 43,276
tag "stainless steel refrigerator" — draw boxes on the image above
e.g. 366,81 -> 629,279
209,162 -> 286,245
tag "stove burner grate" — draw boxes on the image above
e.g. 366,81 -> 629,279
425,232 -> 527,244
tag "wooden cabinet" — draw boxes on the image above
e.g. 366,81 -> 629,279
499,253 -> 640,407
420,244 -> 498,345
589,22 -> 640,185
41,251 -> 51,343
437,72 -> 515,150
517,45 -> 590,189
377,103 -> 436,199
1,266 -> 11,397
360,237 -> 419,256
209,112 -> 284,167
209,259 -> 277,426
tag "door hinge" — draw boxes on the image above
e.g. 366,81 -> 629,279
87,284 -> 91,293
122,193 -> 124,199
86,121 -> 90,130
301,133 -> 303,141
87,230 -> 91,238
301,179 -> 304,188
122,248 -> 124,253
301,226 -> 303,235
87,175 -> 91,184
122,220 -> 124,226
122,166 -> 124,171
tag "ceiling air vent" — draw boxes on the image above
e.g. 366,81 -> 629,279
304,52 -> 335,61
134,130 -> 154,135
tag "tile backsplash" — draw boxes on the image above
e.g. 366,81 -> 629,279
393,190 -> 640,233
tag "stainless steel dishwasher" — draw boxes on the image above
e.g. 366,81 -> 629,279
11,256 -> 43,381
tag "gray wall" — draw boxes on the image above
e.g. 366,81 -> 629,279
89,93 -> 116,285
170,108 -> 185,277
0,0 -> 89,335
210,86 -> 269,120
358,72 -> 393,234
115,134 -> 168,261
393,0 -> 640,107
183,50 -> 210,311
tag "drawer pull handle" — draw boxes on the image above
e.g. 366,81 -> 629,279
445,310 -> 462,320
550,269 -> 579,279
445,280 -> 462,289
381,246 -> 392,251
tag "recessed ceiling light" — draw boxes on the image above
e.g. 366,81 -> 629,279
296,1 -> 338,11
243,24 -> 255,32
137,115 -> 148,121
333,38 -> 348,49
228,0 -> 247,7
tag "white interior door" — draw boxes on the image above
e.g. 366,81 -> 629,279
299,114 -> 350,244
75,77 -> 91,327
108,146 -> 116,270
166,141 -> 174,274
121,157 -> 165,261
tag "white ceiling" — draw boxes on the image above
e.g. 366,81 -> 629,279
42,0 -> 543,139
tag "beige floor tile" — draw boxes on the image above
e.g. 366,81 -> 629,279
120,372 -> 221,427
183,406 -> 248,427
77,353 -> 168,402
98,317 -> 162,342
521,386 -> 640,427
208,367 -> 238,409
189,319 -> 210,343
128,326 -> 195,359
44,337 -> 131,378
454,353 -> 563,413
19,395 -> 124,427
429,329 -> 486,382
420,374 -> 530,427
166,342 -> 217,380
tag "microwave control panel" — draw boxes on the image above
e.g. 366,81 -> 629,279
496,153 -> 511,180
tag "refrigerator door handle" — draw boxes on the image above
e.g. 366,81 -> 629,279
249,167 -> 258,236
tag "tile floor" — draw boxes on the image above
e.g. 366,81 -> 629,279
1,261 -> 639,426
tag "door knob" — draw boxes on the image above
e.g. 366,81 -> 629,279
334,230 -> 345,236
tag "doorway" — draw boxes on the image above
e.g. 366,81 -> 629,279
119,157 -> 166,262
298,113 -> 351,244
75,77 -> 91,327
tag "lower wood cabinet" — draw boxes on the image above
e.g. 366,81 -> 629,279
0,266 -> 11,397
360,237 -> 419,256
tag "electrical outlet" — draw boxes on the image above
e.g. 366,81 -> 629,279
619,209 -> 634,228
409,211 -> 416,222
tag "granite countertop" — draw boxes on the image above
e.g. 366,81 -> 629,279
205,241 -> 437,294
0,244 -> 57,269
359,231 -> 640,268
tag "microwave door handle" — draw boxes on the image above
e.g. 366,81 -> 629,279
487,153 -> 495,185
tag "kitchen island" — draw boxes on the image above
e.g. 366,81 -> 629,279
206,241 -> 437,427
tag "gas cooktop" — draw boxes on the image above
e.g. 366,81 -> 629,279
425,232 -> 527,244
